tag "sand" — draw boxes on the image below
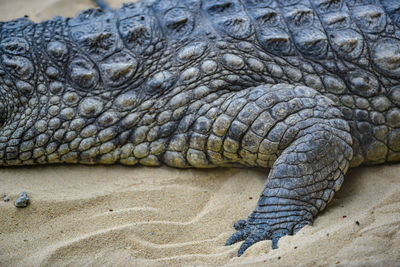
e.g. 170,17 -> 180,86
0,0 -> 400,266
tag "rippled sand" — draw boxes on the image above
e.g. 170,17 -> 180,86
1,1 -> 400,266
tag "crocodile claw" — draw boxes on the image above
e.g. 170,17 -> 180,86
237,227 -> 270,256
226,218 -> 311,256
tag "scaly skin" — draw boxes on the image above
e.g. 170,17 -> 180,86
1,0 -> 400,256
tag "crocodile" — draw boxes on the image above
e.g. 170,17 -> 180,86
1,0 -> 400,257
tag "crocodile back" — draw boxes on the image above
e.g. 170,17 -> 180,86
0,0 -> 400,166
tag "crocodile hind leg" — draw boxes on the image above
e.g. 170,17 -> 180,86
221,84 -> 353,256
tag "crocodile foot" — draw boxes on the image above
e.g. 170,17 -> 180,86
226,215 -> 311,256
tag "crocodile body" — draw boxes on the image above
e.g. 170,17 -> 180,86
1,0 -> 400,256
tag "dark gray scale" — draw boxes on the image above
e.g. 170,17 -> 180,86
146,70 -> 176,95
320,10 -> 351,29
244,0 -> 294,56
371,37 -> 400,78
15,80 -> 34,97
350,4 -> 387,33
277,0 -> 302,6
244,0 -> 274,6
0,54 -> 34,81
46,41 -> 69,63
389,85 -> 400,105
0,90 -> 8,127
329,29 -> 365,60
68,56 -> 99,89
98,51 -> 138,87
277,0 -> 329,59
152,0 -> 196,39
312,0 -> 366,61
163,8 -> 193,37
346,0 -> 378,6
0,37 -> 29,55
284,5 -> 316,28
117,2 -> 162,55
380,0 -> 400,29
68,8 -> 122,61
202,0 -> 253,40
346,69 -> 381,96
176,42 -> 208,65
313,0 -> 345,13
0,18 -> 33,37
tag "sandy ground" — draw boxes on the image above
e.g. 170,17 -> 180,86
1,0 -> 400,266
